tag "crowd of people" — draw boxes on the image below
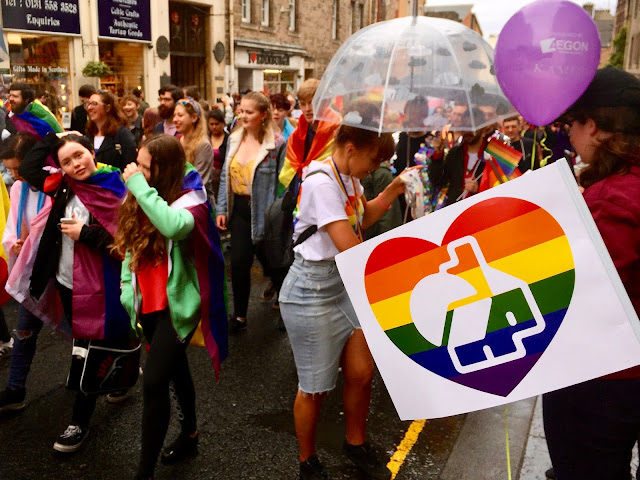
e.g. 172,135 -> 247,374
0,64 -> 637,480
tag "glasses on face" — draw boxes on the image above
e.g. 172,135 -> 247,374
87,101 -> 103,108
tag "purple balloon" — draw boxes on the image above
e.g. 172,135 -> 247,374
495,0 -> 601,126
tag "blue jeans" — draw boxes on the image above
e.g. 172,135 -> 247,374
7,306 -> 43,390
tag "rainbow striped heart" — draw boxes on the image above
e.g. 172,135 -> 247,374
364,198 -> 575,397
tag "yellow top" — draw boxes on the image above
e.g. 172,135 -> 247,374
229,154 -> 256,196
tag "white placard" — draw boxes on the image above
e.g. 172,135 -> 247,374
336,161 -> 640,420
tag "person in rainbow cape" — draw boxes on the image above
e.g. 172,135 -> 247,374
277,78 -> 341,193
113,134 -> 228,480
14,131 -> 133,453
4,82 -> 63,140
0,132 -> 51,414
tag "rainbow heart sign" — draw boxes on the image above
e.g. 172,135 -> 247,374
336,163 -> 640,419
364,197 -> 574,397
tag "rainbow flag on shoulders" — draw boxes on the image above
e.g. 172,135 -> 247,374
11,100 -> 63,139
485,138 -> 522,178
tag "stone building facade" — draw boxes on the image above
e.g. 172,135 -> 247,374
229,0 -> 399,95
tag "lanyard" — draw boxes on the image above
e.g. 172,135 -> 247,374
329,158 -> 364,242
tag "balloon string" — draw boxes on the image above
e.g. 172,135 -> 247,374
505,406 -> 513,480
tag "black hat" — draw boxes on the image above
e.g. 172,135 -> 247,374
566,66 -> 640,113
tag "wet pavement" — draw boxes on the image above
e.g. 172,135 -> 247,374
0,261 -> 466,480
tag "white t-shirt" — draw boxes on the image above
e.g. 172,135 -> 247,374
293,160 -> 364,261
94,136 -> 105,152
466,151 -> 479,175
56,195 -> 91,289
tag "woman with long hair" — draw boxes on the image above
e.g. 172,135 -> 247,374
17,131 -> 131,453
279,102 -> 412,480
174,97 -> 215,205
543,67 -> 640,479
85,90 -> 137,170
114,134 -> 227,480
216,91 -> 286,331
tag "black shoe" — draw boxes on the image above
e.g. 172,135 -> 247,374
545,467 -> 555,479
133,475 -> 153,480
53,424 -> 89,453
0,387 -> 26,413
261,282 -> 276,301
228,316 -> 247,333
160,432 -> 199,465
343,441 -> 391,480
300,455 -> 329,480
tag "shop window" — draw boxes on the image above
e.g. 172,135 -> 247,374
99,41 -> 144,98
169,2 -> 209,96
242,0 -> 251,23
6,34 -> 71,122
261,0 -> 269,26
263,70 -> 295,95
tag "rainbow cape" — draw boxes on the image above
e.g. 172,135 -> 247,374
179,167 -> 229,377
484,138 -> 522,178
10,100 -> 63,139
277,108 -> 341,192
6,165 -> 130,339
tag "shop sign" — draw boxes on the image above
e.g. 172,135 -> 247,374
97,0 -> 151,42
11,64 -> 68,74
248,50 -> 290,66
1,0 -> 80,35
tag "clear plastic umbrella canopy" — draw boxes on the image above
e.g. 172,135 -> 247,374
312,16 -> 516,133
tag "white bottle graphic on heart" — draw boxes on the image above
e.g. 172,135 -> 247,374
410,236 -> 546,374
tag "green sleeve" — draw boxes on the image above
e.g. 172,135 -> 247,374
125,172 -> 195,240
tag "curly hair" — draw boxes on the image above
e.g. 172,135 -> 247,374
112,135 -> 186,272
571,106 -> 640,189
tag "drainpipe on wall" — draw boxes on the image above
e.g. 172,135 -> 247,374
229,0 -> 235,94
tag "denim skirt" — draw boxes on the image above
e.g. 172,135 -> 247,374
279,253 -> 360,394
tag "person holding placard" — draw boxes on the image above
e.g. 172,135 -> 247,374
543,67 -> 640,480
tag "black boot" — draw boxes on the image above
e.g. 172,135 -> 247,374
160,431 -> 199,465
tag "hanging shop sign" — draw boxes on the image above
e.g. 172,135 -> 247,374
1,0 -> 80,35
97,0 -> 151,42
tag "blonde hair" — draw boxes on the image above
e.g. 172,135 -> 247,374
176,97 -> 208,165
241,91 -> 274,144
297,79 -> 319,103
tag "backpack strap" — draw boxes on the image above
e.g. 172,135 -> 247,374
292,169 -> 331,247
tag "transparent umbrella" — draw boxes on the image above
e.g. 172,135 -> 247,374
312,15 -> 516,133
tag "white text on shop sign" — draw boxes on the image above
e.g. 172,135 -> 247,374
97,0 -> 150,42
1,0 -> 80,35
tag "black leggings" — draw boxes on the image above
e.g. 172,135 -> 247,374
229,195 -> 270,317
138,309 -> 196,477
0,308 -> 10,343
56,282 -> 97,429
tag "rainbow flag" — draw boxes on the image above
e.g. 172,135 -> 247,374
478,156 -> 521,192
12,100 -> 63,139
485,138 -> 522,178
363,198 -> 575,397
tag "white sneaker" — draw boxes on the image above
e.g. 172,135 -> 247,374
0,338 -> 13,360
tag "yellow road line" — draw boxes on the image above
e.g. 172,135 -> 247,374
387,419 -> 427,479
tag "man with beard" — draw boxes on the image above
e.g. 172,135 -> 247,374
429,107 -> 494,208
153,84 -> 183,136
3,82 -> 62,141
